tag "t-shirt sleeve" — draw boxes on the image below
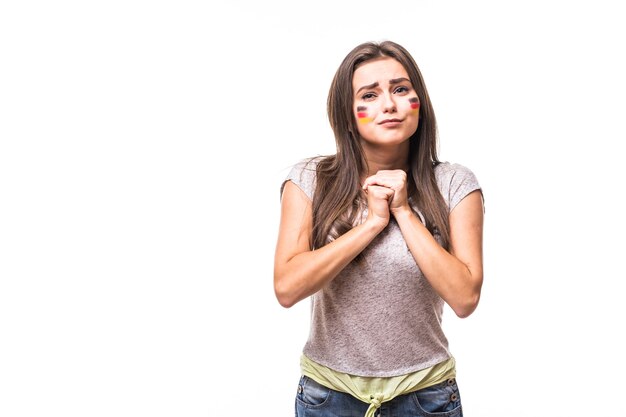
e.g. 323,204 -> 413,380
436,162 -> 482,211
280,158 -> 318,201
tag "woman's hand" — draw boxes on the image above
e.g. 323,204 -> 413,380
363,184 -> 395,229
362,170 -> 409,216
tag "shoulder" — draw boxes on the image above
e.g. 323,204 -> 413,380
280,156 -> 324,201
292,156 -> 323,174
434,161 -> 482,211
434,161 -> 477,184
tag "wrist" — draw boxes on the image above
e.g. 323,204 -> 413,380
391,205 -> 413,220
364,215 -> 388,233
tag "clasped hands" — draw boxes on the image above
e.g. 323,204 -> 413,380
362,170 -> 410,227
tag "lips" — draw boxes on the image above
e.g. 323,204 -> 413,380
379,118 -> 403,124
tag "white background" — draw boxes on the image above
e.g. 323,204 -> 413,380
1,1 -> 625,416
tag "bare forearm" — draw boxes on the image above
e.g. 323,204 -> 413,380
393,209 -> 481,317
274,220 -> 384,308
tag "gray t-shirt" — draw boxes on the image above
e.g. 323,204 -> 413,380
282,157 -> 482,377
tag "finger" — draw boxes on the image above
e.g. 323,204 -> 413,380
363,177 -> 400,191
363,175 -> 392,189
367,185 -> 395,200
363,170 -> 408,191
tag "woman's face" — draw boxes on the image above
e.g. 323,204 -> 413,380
352,57 -> 420,149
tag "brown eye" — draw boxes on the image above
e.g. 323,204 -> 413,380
394,86 -> 409,94
362,93 -> 376,100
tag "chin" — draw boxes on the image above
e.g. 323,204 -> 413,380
362,137 -> 410,149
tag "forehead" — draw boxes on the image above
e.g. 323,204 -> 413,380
352,57 -> 409,87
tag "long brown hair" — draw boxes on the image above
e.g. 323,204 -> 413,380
312,40 -> 451,250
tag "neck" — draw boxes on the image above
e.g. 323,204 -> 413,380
362,142 -> 410,176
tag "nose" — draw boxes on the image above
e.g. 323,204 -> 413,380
381,92 -> 397,113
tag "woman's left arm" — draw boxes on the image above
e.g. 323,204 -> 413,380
393,191 -> 484,318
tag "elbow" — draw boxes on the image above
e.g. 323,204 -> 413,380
452,287 -> 482,319
276,292 -> 296,309
451,269 -> 483,318
274,275 -> 297,309
453,299 -> 478,318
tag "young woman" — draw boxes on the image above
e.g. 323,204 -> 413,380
274,40 -> 484,417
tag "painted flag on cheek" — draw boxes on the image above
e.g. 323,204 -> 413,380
356,106 -> 373,124
409,97 -> 420,113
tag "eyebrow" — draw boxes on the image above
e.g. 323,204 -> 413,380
355,82 -> 379,96
389,77 -> 411,85
355,78 -> 412,95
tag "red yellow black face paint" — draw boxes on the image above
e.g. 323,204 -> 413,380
409,97 -> 420,114
356,106 -> 373,124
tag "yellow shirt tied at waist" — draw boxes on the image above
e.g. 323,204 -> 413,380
300,354 -> 456,417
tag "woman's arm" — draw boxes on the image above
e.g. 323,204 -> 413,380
362,169 -> 484,318
273,181 -> 391,308
393,191 -> 484,318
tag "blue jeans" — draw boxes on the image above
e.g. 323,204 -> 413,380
295,375 -> 463,417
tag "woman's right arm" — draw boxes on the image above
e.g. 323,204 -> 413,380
273,180 -> 391,308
